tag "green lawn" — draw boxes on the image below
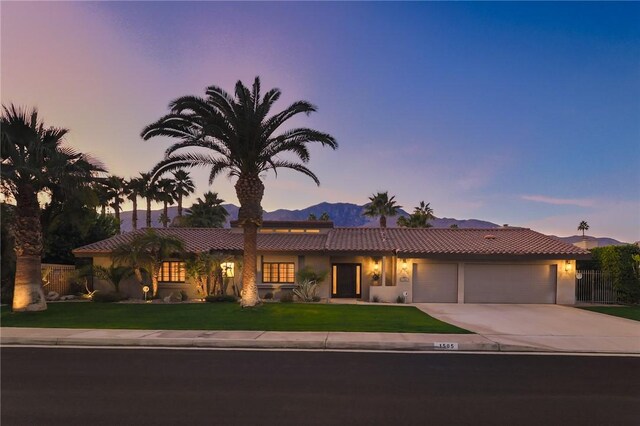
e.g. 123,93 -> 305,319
0,302 -> 471,334
581,306 -> 640,322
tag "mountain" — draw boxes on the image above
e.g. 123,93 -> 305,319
117,201 -> 501,232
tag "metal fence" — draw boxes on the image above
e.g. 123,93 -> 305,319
575,270 -> 617,304
41,263 -> 76,296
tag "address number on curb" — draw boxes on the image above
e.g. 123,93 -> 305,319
434,342 -> 459,350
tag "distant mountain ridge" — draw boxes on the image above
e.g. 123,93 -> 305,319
116,201 -> 626,246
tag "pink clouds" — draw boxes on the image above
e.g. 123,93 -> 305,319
521,195 -> 596,207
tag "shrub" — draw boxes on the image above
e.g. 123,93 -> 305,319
205,294 -> 237,303
371,295 -> 380,303
591,245 -> 640,304
180,290 -> 189,301
293,279 -> 321,302
296,266 -> 327,284
396,295 -> 406,304
92,291 -> 127,303
263,291 -> 274,300
279,292 -> 294,303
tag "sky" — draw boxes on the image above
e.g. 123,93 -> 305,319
2,2 -> 639,242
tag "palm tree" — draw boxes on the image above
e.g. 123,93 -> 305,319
139,172 -> 159,228
1,104 -> 104,311
183,192 -> 229,228
363,191 -> 401,228
141,76 -> 337,307
156,178 -> 176,228
397,201 -> 435,228
93,180 -> 111,216
578,220 -> 589,238
319,212 -> 330,221
106,175 -> 127,229
172,170 -> 195,217
112,229 -> 185,297
126,176 -> 146,230
92,264 -> 134,293
307,213 -> 317,221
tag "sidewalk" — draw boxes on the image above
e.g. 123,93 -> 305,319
2,327 -> 638,354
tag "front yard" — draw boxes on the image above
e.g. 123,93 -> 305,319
581,306 -> 640,322
0,302 -> 471,334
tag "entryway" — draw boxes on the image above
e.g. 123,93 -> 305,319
331,263 -> 361,298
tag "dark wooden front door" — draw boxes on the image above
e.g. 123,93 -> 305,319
333,264 -> 361,298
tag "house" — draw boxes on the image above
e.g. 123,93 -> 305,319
72,221 -> 590,304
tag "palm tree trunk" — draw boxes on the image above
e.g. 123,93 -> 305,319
132,197 -> 138,230
114,200 -> 121,233
178,195 -> 183,217
163,201 -> 168,228
380,215 -> 387,228
12,187 -> 47,312
146,197 -> 152,228
235,174 -> 264,307
101,205 -> 106,216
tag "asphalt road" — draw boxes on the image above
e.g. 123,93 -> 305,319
2,347 -> 639,426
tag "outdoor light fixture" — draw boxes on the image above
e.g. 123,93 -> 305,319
221,262 -> 235,278
373,259 -> 379,272
402,259 -> 408,272
565,260 -> 571,272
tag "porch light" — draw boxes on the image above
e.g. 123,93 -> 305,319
564,260 -> 571,272
402,259 -> 408,272
373,259 -> 379,272
221,262 -> 235,278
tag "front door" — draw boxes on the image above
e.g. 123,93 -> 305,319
332,264 -> 361,298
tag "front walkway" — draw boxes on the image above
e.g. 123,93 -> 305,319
414,303 -> 640,354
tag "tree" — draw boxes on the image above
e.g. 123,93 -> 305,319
397,201 -> 435,228
182,192 -> 229,228
92,264 -> 134,293
363,191 -> 401,228
172,170 -> 195,217
139,172 -> 159,228
126,176 -> 146,230
93,180 -> 111,216
319,212 -> 330,221
578,220 -> 589,237
111,229 -> 185,297
156,178 -> 176,228
142,76 -> 337,307
105,175 -> 127,231
307,213 -> 317,221
449,224 -> 459,229
184,252 -> 230,296
1,104 -> 104,311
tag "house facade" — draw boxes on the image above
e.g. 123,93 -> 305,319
73,221 -> 590,304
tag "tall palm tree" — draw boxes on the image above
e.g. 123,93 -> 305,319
183,192 -> 229,228
156,178 -> 176,228
1,104 -> 104,311
106,175 -> 127,229
142,76 -> 337,307
578,220 -> 589,238
126,176 -> 146,231
93,180 -> 111,216
139,172 -> 159,228
172,170 -> 195,217
112,229 -> 185,297
363,191 -> 401,228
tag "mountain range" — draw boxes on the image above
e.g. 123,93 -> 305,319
117,201 -> 626,246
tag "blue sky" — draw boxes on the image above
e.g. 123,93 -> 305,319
2,2 -> 639,241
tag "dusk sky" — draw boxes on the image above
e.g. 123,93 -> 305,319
2,2 -> 639,241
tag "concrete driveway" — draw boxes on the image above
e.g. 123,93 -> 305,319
415,304 -> 640,353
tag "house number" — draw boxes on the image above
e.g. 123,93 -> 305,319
434,342 -> 459,350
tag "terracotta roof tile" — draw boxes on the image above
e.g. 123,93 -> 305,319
74,226 -> 589,257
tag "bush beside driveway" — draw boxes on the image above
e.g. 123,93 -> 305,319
581,306 -> 640,322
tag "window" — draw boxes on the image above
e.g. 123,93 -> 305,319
159,261 -> 186,283
262,262 -> 295,283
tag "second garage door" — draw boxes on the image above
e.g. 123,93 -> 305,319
412,263 -> 458,303
464,264 -> 557,304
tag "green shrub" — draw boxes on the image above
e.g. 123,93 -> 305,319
205,294 -> 237,303
263,292 -> 274,300
279,292 -> 294,303
396,295 -> 406,304
92,291 -> 127,303
591,245 -> 640,304
372,295 -> 380,303
180,290 -> 189,301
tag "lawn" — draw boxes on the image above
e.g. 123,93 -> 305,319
0,302 -> 471,334
581,306 -> 640,322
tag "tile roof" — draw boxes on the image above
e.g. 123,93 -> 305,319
73,227 -> 589,257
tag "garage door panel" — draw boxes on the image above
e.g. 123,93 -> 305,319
412,263 -> 458,303
464,264 -> 557,304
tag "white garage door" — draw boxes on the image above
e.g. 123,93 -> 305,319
412,263 -> 458,303
464,264 -> 557,304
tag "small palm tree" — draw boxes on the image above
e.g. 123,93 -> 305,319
319,212 -> 330,221
307,213 -> 317,221
126,176 -> 146,230
363,191 -> 401,228
156,178 -> 176,228
172,170 -> 195,217
112,229 -> 185,297
1,104 -> 104,311
578,220 -> 589,237
183,192 -> 229,228
397,201 -> 435,228
92,265 -> 134,293
142,76 -> 337,307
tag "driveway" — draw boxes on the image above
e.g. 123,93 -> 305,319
415,304 -> 640,353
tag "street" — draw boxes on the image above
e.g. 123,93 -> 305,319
2,347 -> 639,425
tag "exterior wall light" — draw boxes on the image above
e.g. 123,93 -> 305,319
373,259 -> 379,272
401,259 -> 408,272
564,260 -> 571,272
221,262 -> 235,278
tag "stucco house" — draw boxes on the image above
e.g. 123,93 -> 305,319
73,220 -> 590,304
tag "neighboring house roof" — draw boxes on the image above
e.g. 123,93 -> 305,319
74,227 -> 590,258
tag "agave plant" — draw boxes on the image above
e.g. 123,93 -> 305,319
292,279 -> 321,302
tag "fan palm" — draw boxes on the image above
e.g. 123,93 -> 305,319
578,220 -> 589,237
139,172 -> 159,228
172,170 -> 195,217
183,192 -> 229,228
397,201 -> 435,228
363,191 -> 401,228
1,104 -> 104,311
111,229 -> 185,296
141,76 -> 337,307
156,178 -> 176,228
105,175 -> 127,230
126,176 -> 146,230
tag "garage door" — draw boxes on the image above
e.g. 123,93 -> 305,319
464,264 -> 557,304
412,263 -> 458,303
